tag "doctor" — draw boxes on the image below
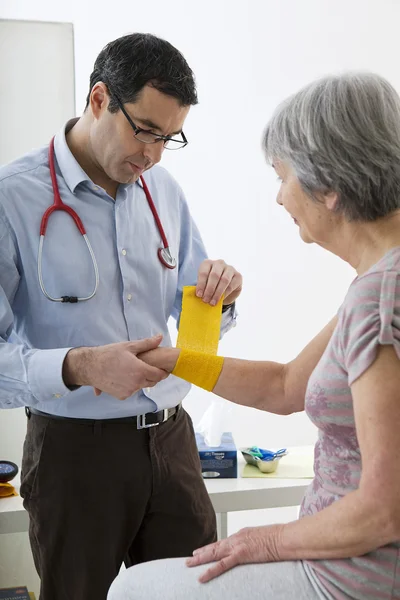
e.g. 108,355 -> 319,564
0,33 -> 242,600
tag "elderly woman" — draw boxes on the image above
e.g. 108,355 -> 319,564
108,72 -> 400,600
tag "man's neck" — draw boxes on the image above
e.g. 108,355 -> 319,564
65,117 -> 118,199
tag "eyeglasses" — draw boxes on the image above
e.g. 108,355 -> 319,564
110,89 -> 188,151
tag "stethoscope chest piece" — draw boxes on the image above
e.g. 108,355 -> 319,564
158,247 -> 177,269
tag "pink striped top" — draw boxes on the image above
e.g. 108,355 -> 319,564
300,247 -> 400,600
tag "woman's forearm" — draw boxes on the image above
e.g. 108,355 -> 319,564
214,358 -> 294,414
139,318 -> 337,414
139,348 -> 298,414
278,489 -> 399,561
214,317 -> 338,413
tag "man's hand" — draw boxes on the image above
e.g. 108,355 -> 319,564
196,259 -> 242,306
63,335 -> 168,400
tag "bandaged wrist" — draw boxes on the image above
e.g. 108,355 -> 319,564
172,349 -> 224,392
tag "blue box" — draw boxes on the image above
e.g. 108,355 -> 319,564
0,588 -> 31,599
195,432 -> 237,478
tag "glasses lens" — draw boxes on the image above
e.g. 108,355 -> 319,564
135,131 -> 160,144
134,130 -> 187,149
164,137 -> 187,150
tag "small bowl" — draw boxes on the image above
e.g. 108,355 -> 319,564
240,448 -> 284,474
255,457 -> 280,473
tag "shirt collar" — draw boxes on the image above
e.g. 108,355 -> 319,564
53,118 -> 141,195
53,118 -> 92,194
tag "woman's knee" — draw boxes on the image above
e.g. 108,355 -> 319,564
107,558 -> 195,600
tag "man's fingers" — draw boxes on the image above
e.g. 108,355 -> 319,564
221,272 -> 242,303
196,259 -> 213,298
142,363 -> 169,384
201,262 -> 225,303
196,260 -> 243,306
129,335 -> 163,354
208,266 -> 236,305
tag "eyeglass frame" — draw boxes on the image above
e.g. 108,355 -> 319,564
107,86 -> 188,150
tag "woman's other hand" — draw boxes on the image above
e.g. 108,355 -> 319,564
186,524 -> 284,583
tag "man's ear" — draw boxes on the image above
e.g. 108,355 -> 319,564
89,82 -> 109,119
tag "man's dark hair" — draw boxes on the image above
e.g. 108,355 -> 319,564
85,33 -> 198,111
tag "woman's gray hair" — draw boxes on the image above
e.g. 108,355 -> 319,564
263,72 -> 400,221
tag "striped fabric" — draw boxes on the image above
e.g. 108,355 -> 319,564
300,247 -> 400,600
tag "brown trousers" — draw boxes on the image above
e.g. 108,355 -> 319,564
20,407 -> 216,600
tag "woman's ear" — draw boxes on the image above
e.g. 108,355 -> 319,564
323,191 -> 338,212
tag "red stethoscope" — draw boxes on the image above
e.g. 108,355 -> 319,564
38,137 -> 177,303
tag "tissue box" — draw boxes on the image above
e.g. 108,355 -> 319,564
0,587 -> 35,599
196,432 -> 237,478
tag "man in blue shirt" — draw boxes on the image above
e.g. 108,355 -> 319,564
0,33 -> 241,600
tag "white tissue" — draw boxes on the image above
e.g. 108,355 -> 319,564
195,397 -> 233,447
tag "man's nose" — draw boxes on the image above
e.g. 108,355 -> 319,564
143,141 -> 164,164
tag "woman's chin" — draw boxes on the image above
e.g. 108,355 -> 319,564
298,227 -> 313,244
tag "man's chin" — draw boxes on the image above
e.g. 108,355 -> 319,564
116,165 -> 151,185
118,171 -> 140,185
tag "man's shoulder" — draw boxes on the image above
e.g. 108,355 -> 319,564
0,144 -> 48,190
144,164 -> 183,195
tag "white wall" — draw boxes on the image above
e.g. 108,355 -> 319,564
0,19 -> 75,472
1,0 -> 400,594
0,19 -> 75,164
0,18 -> 75,596
4,0 -> 400,451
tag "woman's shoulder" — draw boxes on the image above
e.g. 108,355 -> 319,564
344,247 -> 400,307
362,246 -> 400,277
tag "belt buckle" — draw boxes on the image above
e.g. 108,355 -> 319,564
137,408 -> 169,430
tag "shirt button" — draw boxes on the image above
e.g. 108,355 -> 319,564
122,249 -> 127,256
53,393 -> 62,399
127,294 -> 132,301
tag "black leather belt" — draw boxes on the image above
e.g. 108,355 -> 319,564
25,404 -> 181,430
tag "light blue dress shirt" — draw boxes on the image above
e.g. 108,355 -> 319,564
0,120 -> 236,418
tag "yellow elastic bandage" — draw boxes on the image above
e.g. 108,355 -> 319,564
176,285 -> 222,354
173,350 -> 225,392
172,285 -> 225,391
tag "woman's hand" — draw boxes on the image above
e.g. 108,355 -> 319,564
138,346 -> 180,373
186,524 -> 284,583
